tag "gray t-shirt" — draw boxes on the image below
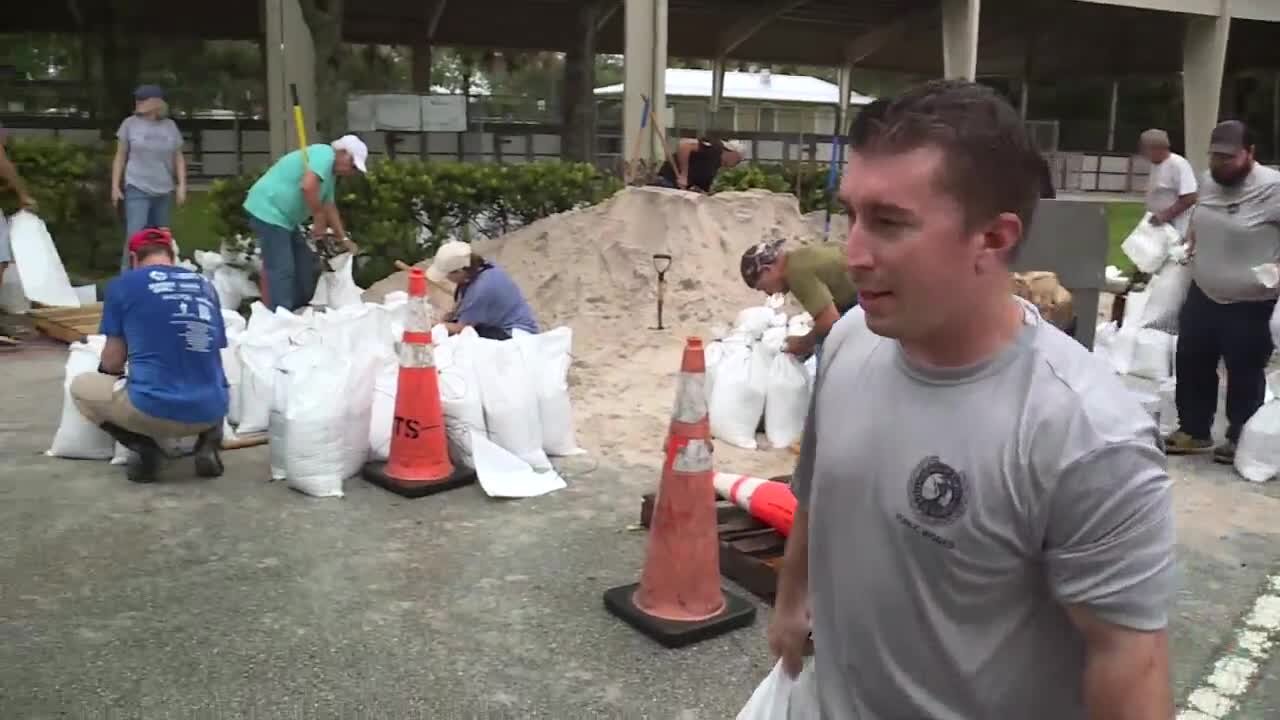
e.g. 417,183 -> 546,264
792,300 -> 1174,720
1190,163 -> 1280,304
117,115 -> 184,196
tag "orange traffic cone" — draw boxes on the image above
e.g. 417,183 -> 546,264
363,268 -> 476,497
713,472 -> 797,537
604,337 -> 756,648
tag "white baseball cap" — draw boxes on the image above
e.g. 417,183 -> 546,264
426,241 -> 473,283
331,134 -> 369,173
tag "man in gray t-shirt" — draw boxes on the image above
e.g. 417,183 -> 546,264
769,80 -> 1175,719
1167,120 -> 1280,461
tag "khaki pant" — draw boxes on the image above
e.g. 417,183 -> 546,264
70,373 -> 216,439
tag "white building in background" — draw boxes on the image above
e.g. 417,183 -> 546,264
594,68 -> 875,136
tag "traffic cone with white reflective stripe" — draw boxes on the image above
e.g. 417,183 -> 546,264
713,472 -> 797,537
363,268 -> 475,497
604,337 -> 756,648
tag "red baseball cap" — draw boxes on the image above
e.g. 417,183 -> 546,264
128,227 -> 174,254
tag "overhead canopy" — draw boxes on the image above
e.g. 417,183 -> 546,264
11,0 -> 1280,77
594,68 -> 876,105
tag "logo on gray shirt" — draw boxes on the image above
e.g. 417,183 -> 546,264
908,456 -> 968,524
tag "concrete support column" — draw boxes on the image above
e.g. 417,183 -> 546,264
941,0 -> 980,81
562,1 -> 600,162
264,0 -> 318,160
1182,2 -> 1231,176
836,62 -> 854,134
624,0 -> 668,164
1106,79 -> 1119,152
710,57 -> 726,114
411,43 -> 433,92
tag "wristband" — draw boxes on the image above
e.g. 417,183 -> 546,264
97,363 -> 124,377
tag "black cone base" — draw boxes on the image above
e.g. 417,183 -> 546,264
603,582 -> 756,649
362,461 -> 476,498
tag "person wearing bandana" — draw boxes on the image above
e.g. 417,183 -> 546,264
739,239 -> 858,360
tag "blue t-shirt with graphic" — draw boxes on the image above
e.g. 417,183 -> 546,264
100,265 -> 229,424
455,264 -> 539,335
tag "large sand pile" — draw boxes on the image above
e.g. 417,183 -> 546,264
365,186 -> 818,477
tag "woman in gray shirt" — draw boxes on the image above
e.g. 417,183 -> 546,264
111,85 -> 187,271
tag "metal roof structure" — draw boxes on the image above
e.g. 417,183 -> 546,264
594,68 -> 877,105
13,0 -> 1280,78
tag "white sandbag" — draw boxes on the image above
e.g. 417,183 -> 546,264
268,352 -> 294,481
282,344 -> 378,498
1104,265 -> 1131,294
310,252 -> 363,309
1237,399 -> 1280,483
788,312 -> 814,337
1121,213 -> 1179,273
221,310 -> 246,426
1122,291 -> 1151,329
47,336 -> 115,459
110,436 -> 198,466
194,250 -> 224,278
513,327 -> 584,457
735,659 -> 820,720
74,285 -> 97,304
769,311 -> 788,328
237,330 -> 290,434
735,306 -> 776,339
705,340 -> 726,401
804,355 -> 816,386
1128,328 -> 1175,381
1137,260 -> 1191,331
471,430 -> 567,498
765,352 -> 810,449
211,264 -> 259,310
1093,322 -> 1121,373
709,342 -> 764,450
9,210 -> 79,307
368,354 -> 400,461
1156,378 -> 1178,436
1270,299 -> 1280,350
436,329 -> 487,470
761,326 -> 788,354
474,337 -> 550,470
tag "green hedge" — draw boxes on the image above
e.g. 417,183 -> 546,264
1,137 -> 118,275
713,162 -> 843,215
208,160 -> 624,285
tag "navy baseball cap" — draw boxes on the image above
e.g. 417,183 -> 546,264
134,84 -> 165,100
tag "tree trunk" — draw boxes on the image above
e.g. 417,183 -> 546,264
298,0 -> 347,138
561,2 -> 599,162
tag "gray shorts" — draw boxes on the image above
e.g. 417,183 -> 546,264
0,214 -> 10,264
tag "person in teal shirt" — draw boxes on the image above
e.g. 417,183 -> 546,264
243,134 -> 367,310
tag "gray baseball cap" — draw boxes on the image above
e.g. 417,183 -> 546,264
1209,120 -> 1251,154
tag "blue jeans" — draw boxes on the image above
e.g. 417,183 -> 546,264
249,215 -> 316,312
121,185 -> 173,271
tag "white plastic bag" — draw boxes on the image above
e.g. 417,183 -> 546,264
283,344 -> 378,498
211,265 -> 259,310
471,430 -> 567,498
1121,213 -> 1180,273
735,659 -> 820,720
735,306 -> 776,340
436,330 -> 488,470
1138,260 -> 1191,331
512,327 -> 584,457
765,353 -> 810,449
9,210 -> 80,307
47,336 -> 116,459
709,342 -> 765,450
367,354 -> 400,461
474,338 -> 550,470
1128,328 -> 1175,381
310,252 -> 363,309
1237,400 -> 1280,483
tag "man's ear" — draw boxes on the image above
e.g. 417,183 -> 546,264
976,212 -> 1023,273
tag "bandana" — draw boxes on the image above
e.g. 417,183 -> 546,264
740,239 -> 786,289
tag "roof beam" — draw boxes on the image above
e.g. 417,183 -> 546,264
427,0 -> 448,38
597,0 -> 622,32
717,0 -> 811,57
843,5 -> 940,64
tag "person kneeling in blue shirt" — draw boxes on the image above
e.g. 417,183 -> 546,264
70,228 -> 230,484
426,241 -> 539,341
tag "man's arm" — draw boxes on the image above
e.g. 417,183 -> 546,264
1067,606 -> 1173,720
300,170 -> 327,235
174,149 -> 188,205
99,337 -> 128,375
674,139 -> 698,186
1045,440 -> 1175,719
0,143 -> 35,207
324,203 -> 354,251
1152,192 -> 1197,225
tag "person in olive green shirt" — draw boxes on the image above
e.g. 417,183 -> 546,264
740,239 -> 858,358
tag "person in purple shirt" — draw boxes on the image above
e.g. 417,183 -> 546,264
426,241 -> 538,340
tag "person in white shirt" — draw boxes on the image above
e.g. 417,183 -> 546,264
1140,128 -> 1198,238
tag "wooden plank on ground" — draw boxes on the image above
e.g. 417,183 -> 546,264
29,303 -> 102,344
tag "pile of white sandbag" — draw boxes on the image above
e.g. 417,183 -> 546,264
1234,269 -> 1280,482
705,297 -> 815,451
1093,214 -> 1190,382
194,247 -> 261,311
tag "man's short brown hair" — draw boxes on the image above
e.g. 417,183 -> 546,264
847,79 -> 1042,241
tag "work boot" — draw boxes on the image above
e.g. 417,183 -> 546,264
1164,430 -> 1213,455
193,423 -> 225,478
101,422 -> 162,483
1213,439 -> 1237,465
